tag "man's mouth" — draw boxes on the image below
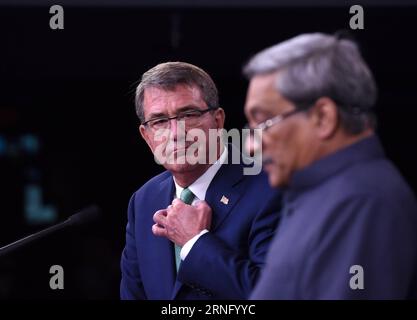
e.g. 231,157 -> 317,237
173,146 -> 186,152
166,143 -> 193,156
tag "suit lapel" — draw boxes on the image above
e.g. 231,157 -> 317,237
171,278 -> 183,300
142,174 -> 177,299
205,162 -> 244,231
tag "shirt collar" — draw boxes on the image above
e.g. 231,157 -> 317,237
174,145 -> 228,201
288,135 -> 385,192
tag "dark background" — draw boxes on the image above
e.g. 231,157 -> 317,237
0,2 -> 416,299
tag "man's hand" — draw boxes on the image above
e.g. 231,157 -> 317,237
152,199 -> 212,246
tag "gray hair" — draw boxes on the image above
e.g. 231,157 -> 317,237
243,33 -> 378,134
135,62 -> 219,123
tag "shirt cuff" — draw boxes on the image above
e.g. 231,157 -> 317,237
180,229 -> 209,261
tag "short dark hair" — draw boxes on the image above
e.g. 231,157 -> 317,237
135,62 -> 219,123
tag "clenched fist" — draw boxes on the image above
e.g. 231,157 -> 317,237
152,199 -> 212,246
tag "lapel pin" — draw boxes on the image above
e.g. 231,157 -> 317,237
220,195 -> 229,205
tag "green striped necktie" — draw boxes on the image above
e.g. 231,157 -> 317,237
175,187 -> 195,271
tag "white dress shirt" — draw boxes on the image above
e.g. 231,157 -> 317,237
173,145 -> 228,261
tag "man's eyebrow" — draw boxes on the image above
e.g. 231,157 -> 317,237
176,105 -> 202,113
147,105 -> 205,120
147,112 -> 167,120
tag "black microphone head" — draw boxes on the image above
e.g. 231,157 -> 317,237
67,205 -> 101,227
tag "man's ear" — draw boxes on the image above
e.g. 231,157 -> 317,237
139,124 -> 153,151
310,97 -> 339,140
214,107 -> 226,129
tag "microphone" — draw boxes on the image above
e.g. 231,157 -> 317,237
0,205 -> 101,257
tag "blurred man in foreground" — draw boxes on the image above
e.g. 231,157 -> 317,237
243,33 -> 417,299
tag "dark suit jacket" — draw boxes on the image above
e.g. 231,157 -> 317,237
120,150 -> 281,299
251,136 -> 417,299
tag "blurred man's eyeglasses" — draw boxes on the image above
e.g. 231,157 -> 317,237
142,107 -> 218,131
244,108 -> 303,135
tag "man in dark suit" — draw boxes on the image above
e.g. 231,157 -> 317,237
120,62 -> 281,299
243,33 -> 417,299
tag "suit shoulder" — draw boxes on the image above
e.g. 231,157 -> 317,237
243,169 -> 272,188
131,170 -> 172,199
338,158 -> 415,202
322,158 -> 417,223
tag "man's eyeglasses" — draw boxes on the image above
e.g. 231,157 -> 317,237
142,107 -> 218,131
244,108 -> 303,135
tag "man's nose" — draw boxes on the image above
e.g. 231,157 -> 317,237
169,118 -> 178,138
245,130 -> 262,157
168,118 -> 186,141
